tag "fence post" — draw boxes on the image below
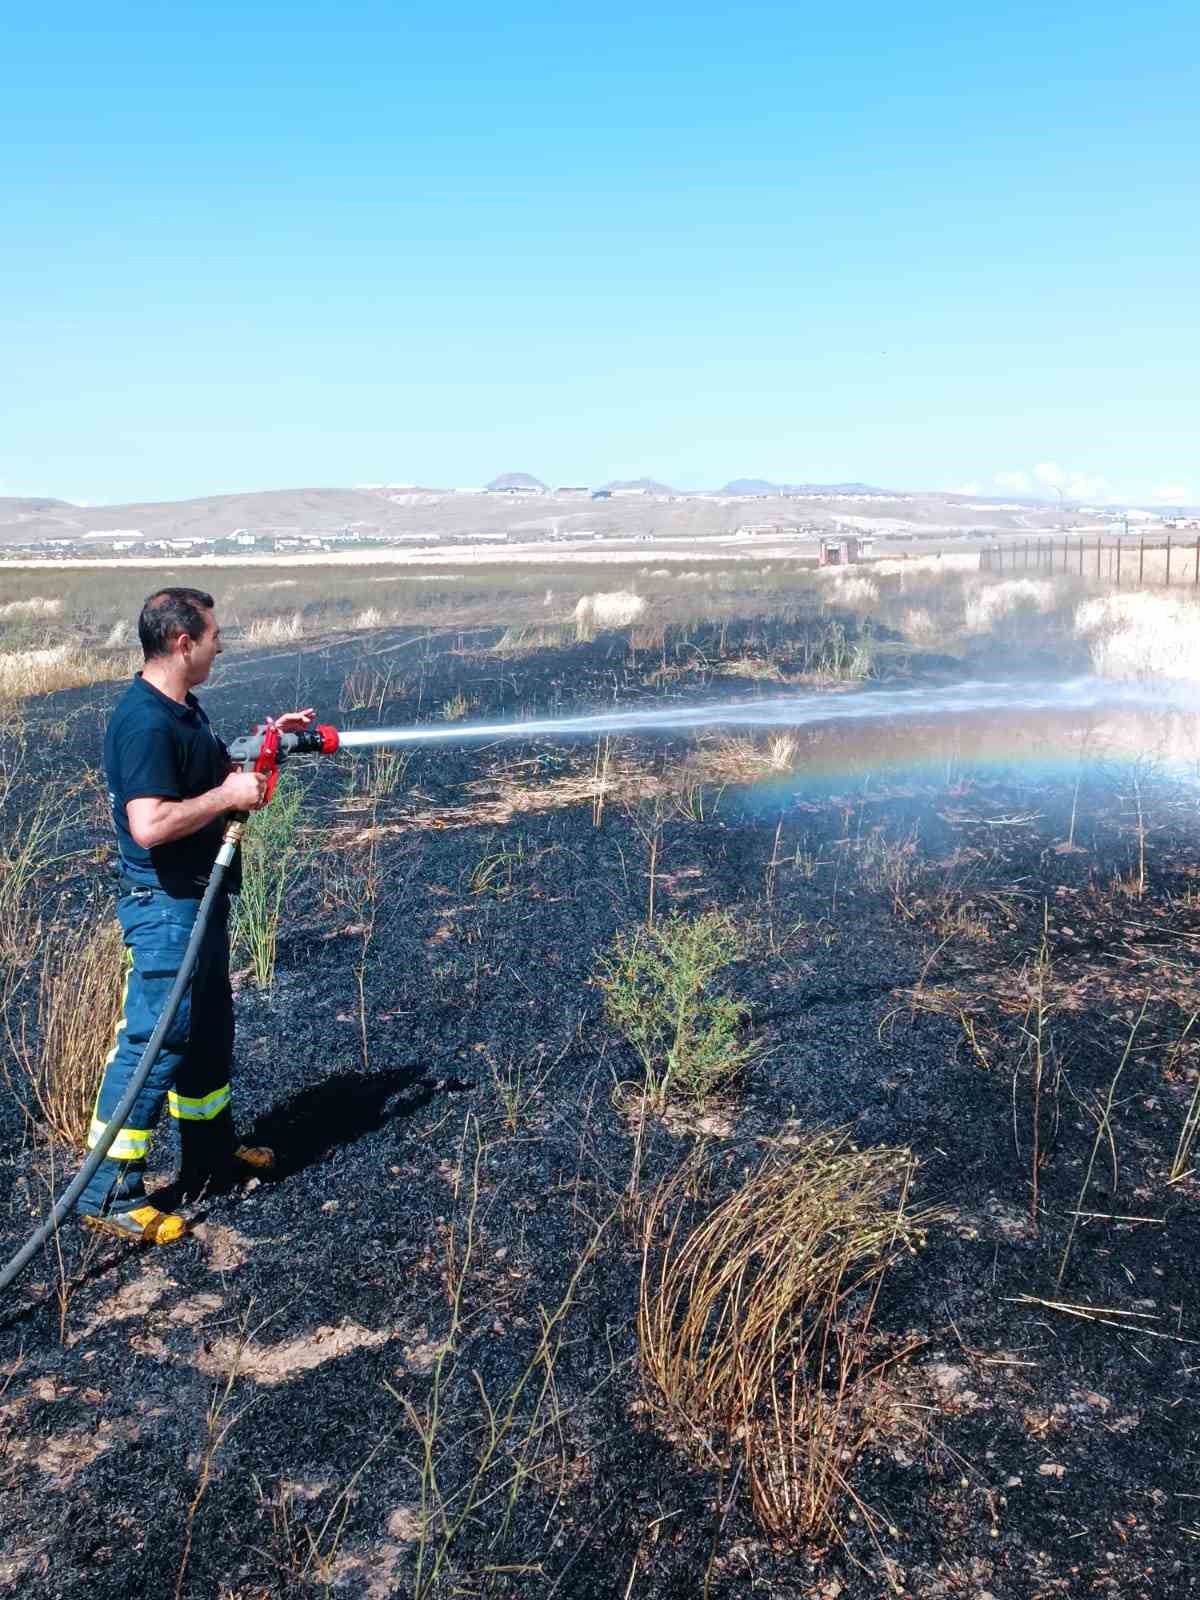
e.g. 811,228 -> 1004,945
1095,536 -> 1101,578
1078,536 -> 1083,576
1139,537 -> 1145,584
1194,534 -> 1199,587
1116,538 -> 1122,585
1166,534 -> 1172,586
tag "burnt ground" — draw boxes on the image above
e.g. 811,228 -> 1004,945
2,616 -> 1200,1600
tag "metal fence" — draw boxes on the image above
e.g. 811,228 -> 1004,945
980,534 -> 1200,587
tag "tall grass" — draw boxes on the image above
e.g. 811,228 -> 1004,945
230,772 -> 309,988
0,793 -> 69,962
6,909 -> 125,1149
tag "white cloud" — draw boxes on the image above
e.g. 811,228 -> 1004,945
1032,462 -> 1111,501
994,463 -> 1111,502
994,469 -> 1032,493
1150,482 -> 1190,504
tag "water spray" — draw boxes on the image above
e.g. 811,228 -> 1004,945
326,676 -> 1194,750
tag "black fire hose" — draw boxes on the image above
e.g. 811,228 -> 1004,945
0,818 -> 245,1294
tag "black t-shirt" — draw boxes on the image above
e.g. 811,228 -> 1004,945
104,674 -> 239,895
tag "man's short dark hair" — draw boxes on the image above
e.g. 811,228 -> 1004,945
138,588 -> 216,659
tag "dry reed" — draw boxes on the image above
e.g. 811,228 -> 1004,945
0,644 -> 136,705
15,912 -> 125,1149
638,1130 -> 932,1545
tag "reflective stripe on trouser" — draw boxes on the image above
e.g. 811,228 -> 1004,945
168,1084 -> 232,1121
75,889 -> 235,1217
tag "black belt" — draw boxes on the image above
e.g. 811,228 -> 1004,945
117,878 -> 160,896
116,878 -> 216,898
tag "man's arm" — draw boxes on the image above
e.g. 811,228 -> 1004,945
127,771 -> 267,849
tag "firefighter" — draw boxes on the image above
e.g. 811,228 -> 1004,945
75,587 -> 315,1243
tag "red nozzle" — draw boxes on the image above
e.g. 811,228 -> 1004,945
316,724 -> 339,754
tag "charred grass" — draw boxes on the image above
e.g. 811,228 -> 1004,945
0,617 -> 1199,1598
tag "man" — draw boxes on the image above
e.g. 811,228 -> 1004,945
76,587 -> 315,1243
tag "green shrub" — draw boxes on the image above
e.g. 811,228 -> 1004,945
597,911 -> 756,1107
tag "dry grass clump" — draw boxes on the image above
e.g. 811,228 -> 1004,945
490,622 -> 575,654
573,590 -> 645,631
10,912 -> 125,1149
693,731 -> 801,782
962,578 -> 1056,631
244,612 -> 303,645
1075,590 -> 1200,681
338,665 -> 394,714
638,1132 -> 931,1545
899,606 -> 938,643
870,553 -> 976,579
0,596 -> 63,619
351,605 -> 384,629
713,652 -> 786,682
0,644 -> 135,705
820,574 -> 879,609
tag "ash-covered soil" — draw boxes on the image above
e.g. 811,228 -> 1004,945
2,618 -> 1199,1600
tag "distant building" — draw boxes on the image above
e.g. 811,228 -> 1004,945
83,528 -> 143,541
590,489 -> 612,500
819,535 -> 874,565
554,486 -> 591,496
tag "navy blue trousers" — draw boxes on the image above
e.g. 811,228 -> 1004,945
76,889 -> 236,1217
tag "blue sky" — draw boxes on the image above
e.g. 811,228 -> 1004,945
3,0 -> 1198,506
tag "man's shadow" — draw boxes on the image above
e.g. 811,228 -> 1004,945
242,1062 -> 470,1181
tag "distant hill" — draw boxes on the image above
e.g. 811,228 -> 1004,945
793,481 -> 890,496
602,478 -> 677,494
2,497 -> 77,514
719,479 -> 891,497
720,479 -> 778,496
486,472 -> 546,491
0,479 -> 1099,550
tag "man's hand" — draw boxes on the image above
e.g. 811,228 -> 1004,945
127,769 -> 269,848
220,770 -> 269,811
273,707 -> 317,734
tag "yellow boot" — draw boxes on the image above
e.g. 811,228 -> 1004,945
82,1204 -> 189,1245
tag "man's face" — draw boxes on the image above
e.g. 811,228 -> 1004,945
180,608 -> 222,686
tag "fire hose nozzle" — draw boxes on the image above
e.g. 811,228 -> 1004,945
227,722 -> 342,805
293,724 -> 340,755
